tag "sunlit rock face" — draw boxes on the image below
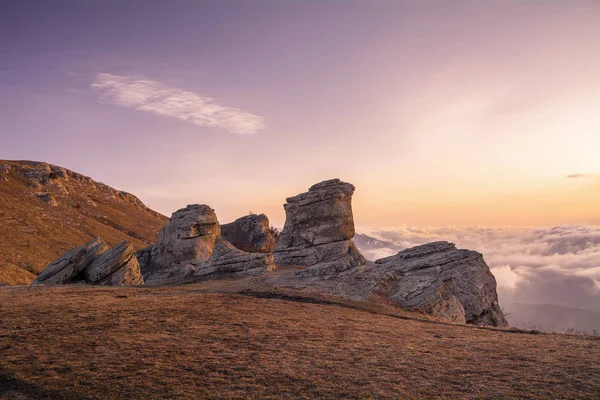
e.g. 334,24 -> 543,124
152,204 -> 221,267
139,204 -> 221,283
373,241 -> 507,327
274,179 -> 366,276
85,241 -> 143,286
32,238 -> 143,287
139,205 -> 276,284
32,237 -> 108,285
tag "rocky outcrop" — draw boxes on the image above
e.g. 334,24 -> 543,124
139,204 -> 221,283
85,241 -> 143,285
221,214 -> 277,253
32,239 -> 143,286
32,238 -> 108,285
274,179 -> 366,276
140,205 -> 277,284
372,242 -> 507,326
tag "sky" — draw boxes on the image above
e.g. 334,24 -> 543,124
2,0 -> 600,227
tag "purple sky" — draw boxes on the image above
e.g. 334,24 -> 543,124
2,1 -> 600,227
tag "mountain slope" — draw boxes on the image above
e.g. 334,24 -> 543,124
0,160 -> 168,285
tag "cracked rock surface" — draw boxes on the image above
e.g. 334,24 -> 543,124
274,179 -> 366,276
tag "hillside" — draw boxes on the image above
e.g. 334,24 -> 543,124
0,160 -> 168,285
1,284 -> 598,399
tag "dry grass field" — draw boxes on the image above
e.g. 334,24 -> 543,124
1,284 -> 599,399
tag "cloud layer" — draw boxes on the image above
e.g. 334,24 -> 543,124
91,73 -> 265,134
357,225 -> 600,313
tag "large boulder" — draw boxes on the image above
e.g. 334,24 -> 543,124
32,238 -> 108,285
141,204 -> 220,283
85,241 -> 143,285
372,241 -> 507,326
274,179 -> 366,276
221,214 -> 277,253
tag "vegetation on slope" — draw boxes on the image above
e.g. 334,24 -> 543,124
0,160 -> 168,285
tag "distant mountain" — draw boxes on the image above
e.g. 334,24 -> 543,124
353,233 -> 402,261
503,303 -> 600,334
0,160 -> 168,285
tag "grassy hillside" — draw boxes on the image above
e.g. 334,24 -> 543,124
0,160 -> 168,285
1,284 -> 598,399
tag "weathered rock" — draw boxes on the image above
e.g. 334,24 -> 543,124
192,238 -> 276,279
34,192 -> 57,206
140,204 -> 221,283
96,256 -> 143,286
32,238 -> 108,285
372,241 -> 507,326
50,165 -> 69,180
221,214 -> 277,253
274,179 -> 366,276
135,245 -> 154,277
85,241 -> 139,284
0,164 -> 10,180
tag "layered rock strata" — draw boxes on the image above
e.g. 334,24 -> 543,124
273,179 -> 366,276
372,241 -> 507,326
32,237 -> 108,285
32,238 -> 143,286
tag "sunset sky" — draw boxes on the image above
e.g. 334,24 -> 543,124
2,1 -> 600,227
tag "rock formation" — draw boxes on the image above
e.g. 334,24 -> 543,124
26,174 -> 507,327
274,179 -> 366,276
221,214 -> 277,253
139,205 -> 276,284
32,238 -> 143,286
32,237 -> 108,285
138,204 -> 221,283
372,242 -> 507,326
85,241 -> 143,286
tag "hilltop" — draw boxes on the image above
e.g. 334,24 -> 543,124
0,160 -> 168,285
1,284 -> 598,399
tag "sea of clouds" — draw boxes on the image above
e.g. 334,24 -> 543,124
357,225 -> 600,313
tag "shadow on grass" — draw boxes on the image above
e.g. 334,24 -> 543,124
237,289 -> 548,335
0,372 -> 92,400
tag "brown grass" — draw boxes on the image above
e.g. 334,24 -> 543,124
1,284 -> 599,399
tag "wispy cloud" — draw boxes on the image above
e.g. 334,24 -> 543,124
90,73 -> 265,134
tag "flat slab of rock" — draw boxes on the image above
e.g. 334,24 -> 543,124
373,241 -> 507,326
85,241 -> 138,283
193,239 -> 276,278
221,214 -> 277,253
96,255 -> 143,286
32,238 -> 108,285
